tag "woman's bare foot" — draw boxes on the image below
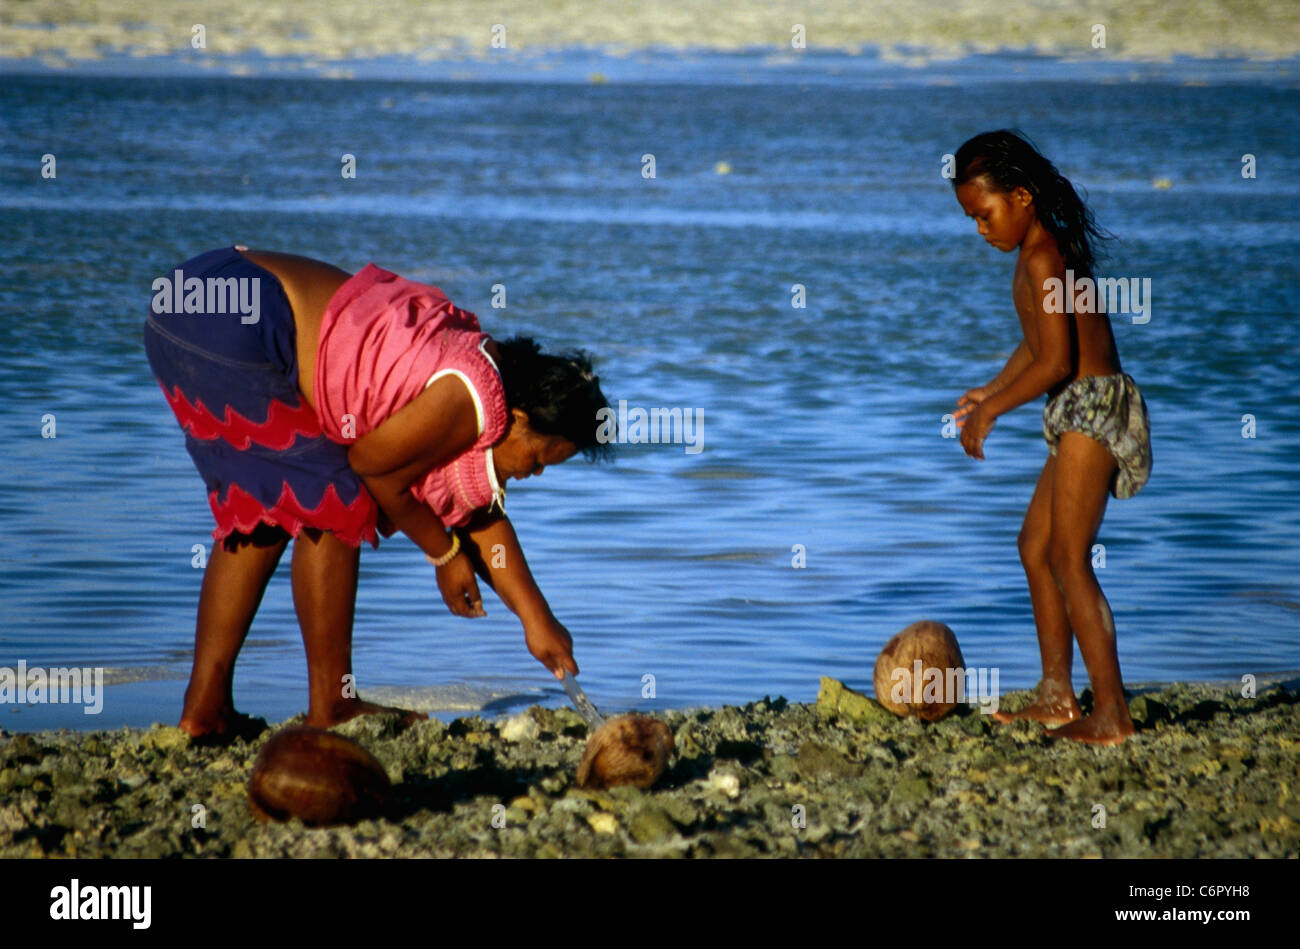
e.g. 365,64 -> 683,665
305,697 -> 427,730
991,679 -> 1082,726
1045,704 -> 1135,745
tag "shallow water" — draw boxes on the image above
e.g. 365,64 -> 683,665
0,57 -> 1298,731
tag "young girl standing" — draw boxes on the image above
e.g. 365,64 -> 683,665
145,246 -> 611,742
950,131 -> 1152,745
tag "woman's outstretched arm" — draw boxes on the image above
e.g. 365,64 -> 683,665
458,511 -> 578,678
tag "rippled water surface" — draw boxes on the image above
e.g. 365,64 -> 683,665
1,64 -> 1297,730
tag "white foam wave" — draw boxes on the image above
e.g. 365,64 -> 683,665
362,683 -> 545,713
98,665 -> 188,686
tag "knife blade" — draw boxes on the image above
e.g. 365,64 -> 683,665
560,672 -> 606,730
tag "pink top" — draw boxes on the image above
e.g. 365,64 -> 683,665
314,264 -> 508,531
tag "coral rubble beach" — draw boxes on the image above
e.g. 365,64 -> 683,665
0,679 -> 1296,858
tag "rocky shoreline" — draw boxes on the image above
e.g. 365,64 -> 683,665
1,679 -> 1297,858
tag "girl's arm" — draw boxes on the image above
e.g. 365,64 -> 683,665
981,254 -> 1073,419
458,511 -> 578,678
955,340 -> 1032,422
986,340 -> 1034,394
960,254 -> 1072,458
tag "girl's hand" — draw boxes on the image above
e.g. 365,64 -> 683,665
436,554 -> 487,617
524,616 -> 578,679
954,386 -> 991,422
960,403 -> 996,460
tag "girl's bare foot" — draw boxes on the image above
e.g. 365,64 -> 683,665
991,679 -> 1082,726
1045,704 -> 1135,745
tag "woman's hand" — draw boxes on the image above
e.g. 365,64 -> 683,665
436,553 -> 487,617
959,402 -> 996,460
524,615 -> 578,679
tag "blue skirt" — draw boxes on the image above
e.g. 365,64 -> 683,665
143,247 -> 378,546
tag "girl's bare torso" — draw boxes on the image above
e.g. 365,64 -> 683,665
1012,250 -> 1121,398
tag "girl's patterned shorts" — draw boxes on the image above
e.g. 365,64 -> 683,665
1043,372 -> 1152,499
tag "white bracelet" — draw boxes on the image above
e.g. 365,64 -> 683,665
427,533 -> 460,567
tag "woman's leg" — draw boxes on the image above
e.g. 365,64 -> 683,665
993,454 -> 1083,725
179,524 -> 289,738
290,528 -> 426,727
1045,431 -> 1134,744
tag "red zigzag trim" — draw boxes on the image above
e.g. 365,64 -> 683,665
161,382 -> 322,450
212,482 -> 379,549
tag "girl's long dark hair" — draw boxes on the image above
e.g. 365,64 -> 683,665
953,129 -> 1112,276
494,336 -> 613,461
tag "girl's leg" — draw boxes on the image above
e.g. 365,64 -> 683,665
179,524 -> 289,738
993,454 -> 1083,725
290,528 -> 426,728
1045,432 -> 1134,744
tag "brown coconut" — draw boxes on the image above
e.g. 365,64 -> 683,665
873,620 -> 966,721
576,715 -> 674,790
247,726 -> 391,825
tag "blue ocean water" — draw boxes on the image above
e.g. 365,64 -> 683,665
1,57 -> 1298,731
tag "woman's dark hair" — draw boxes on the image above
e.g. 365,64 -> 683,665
494,336 -> 614,461
953,129 -> 1112,276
